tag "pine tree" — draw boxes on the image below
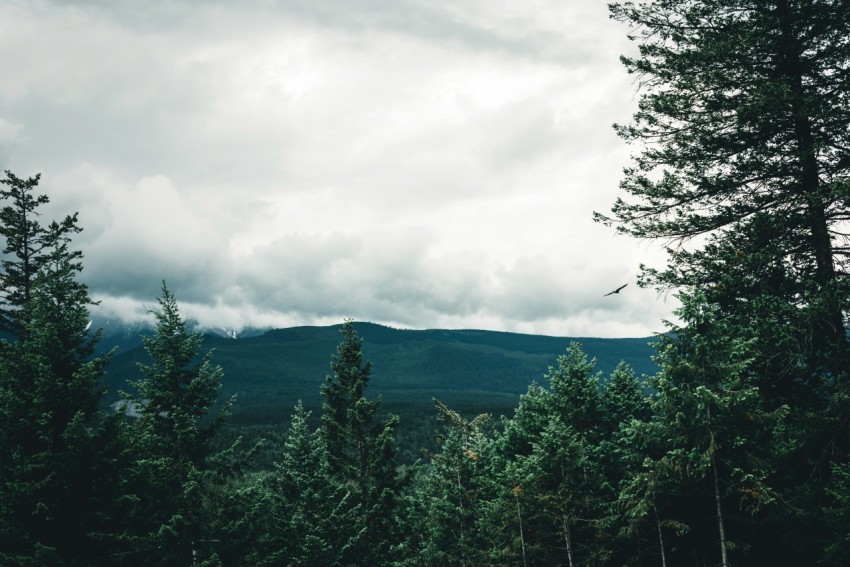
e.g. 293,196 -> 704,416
319,320 -> 406,566
0,175 -> 116,564
625,292 -> 787,566
598,3 -> 850,560
118,282 -> 234,566
215,401 -> 357,566
597,0 -> 850,377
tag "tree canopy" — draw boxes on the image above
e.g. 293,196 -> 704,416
596,0 -> 850,375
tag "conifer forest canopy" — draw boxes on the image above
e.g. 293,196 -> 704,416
1,1 -> 850,565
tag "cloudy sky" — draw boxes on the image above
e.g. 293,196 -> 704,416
0,0 -> 677,337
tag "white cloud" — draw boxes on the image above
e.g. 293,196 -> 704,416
0,0 -> 674,338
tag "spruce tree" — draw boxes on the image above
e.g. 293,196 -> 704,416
401,400 -> 493,566
597,0 -> 850,378
119,282 -> 233,566
216,401 -> 356,566
0,170 -> 83,338
624,293 -> 787,566
0,172 -> 115,565
319,320 -> 405,566
490,343 -> 615,565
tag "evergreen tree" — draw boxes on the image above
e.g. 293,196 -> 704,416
597,361 -> 653,564
488,343 -> 616,565
597,0 -> 850,377
319,320 -> 406,566
598,2 -> 850,559
600,361 -> 650,435
0,174 -> 116,565
546,342 -> 605,443
0,170 -> 83,338
823,460 -> 850,565
215,401 -> 356,566
118,282 -> 234,566
401,400 -> 494,566
624,293 -> 787,566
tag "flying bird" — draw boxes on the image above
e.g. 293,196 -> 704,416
604,284 -> 628,297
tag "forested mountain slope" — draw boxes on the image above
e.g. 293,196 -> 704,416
101,322 -> 658,421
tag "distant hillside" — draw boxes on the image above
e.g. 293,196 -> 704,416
101,322 -> 659,424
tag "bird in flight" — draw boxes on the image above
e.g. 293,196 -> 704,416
604,284 -> 628,297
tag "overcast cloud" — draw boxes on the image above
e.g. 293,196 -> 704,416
0,0 -> 676,337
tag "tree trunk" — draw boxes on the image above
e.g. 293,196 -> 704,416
707,404 -> 729,567
515,493 -> 527,567
712,450 -> 729,567
653,501 -> 667,567
775,0 -> 847,370
560,513 -> 574,567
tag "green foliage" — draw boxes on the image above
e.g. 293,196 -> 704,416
400,400 -> 495,565
213,401 -> 358,566
517,345 -> 613,564
473,343 -> 644,566
599,0 -> 850,376
115,282 -> 239,566
823,460 -> 850,565
598,1 -> 850,562
320,320 -> 408,566
0,170 -> 117,565
618,293 -> 789,565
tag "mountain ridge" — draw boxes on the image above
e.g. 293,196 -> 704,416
100,322 -> 659,424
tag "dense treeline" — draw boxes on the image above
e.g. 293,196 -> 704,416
2,0 -> 850,564
0,170 -> 846,566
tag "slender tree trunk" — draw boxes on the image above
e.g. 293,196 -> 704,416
560,513 -> 574,567
712,452 -> 729,567
653,501 -> 667,567
514,492 -> 527,567
456,463 -> 466,565
707,404 -> 729,567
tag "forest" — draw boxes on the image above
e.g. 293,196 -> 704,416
1,1 -> 850,565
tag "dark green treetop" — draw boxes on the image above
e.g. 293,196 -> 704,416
120,281 -> 233,566
597,0 -> 850,373
319,320 -> 406,566
0,171 -> 114,565
0,170 -> 84,338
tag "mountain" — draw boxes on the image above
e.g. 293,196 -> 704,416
92,319 -> 270,356
100,322 -> 659,424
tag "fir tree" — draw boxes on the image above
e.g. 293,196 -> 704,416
0,173 -> 115,565
118,282 -> 234,566
597,0 -> 850,377
319,320 -> 406,566
624,293 -> 787,566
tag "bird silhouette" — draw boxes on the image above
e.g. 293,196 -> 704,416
604,283 -> 628,297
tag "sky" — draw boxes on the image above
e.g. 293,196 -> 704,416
0,0 -> 678,338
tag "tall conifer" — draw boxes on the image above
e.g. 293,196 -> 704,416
0,170 -> 115,564
319,321 -> 405,566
